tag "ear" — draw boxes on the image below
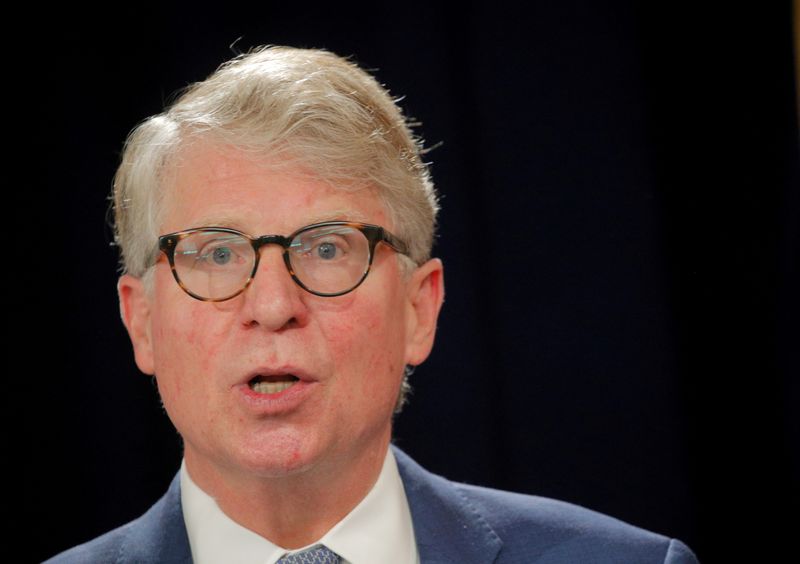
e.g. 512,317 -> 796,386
117,274 -> 156,375
404,258 -> 445,366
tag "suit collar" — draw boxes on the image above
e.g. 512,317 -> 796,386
393,446 -> 503,564
118,473 -> 193,563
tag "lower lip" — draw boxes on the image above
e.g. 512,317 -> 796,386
235,380 -> 315,413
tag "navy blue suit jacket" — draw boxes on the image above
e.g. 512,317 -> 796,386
46,447 -> 698,563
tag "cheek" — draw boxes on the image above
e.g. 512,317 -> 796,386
150,305 -> 226,399
186,307 -> 229,372
325,298 -> 406,401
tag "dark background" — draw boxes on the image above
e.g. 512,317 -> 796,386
20,2 -> 797,563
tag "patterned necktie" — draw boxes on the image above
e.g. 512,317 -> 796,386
276,544 -> 341,564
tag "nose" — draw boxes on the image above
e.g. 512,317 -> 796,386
238,245 -> 310,331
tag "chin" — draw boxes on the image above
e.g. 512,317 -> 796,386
231,435 -> 326,478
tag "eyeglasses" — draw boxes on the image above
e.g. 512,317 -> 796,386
157,221 -> 410,301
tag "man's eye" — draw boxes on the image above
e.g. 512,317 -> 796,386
310,237 -> 352,261
199,244 -> 240,266
316,242 -> 338,260
210,247 -> 233,265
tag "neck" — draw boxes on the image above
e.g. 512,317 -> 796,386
184,435 -> 391,549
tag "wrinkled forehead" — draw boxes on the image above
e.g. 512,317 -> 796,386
156,138 -> 391,235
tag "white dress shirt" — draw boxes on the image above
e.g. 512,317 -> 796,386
181,449 -> 419,564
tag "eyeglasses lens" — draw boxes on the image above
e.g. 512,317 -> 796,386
288,225 -> 371,295
171,225 -> 372,300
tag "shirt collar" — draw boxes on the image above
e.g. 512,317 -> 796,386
181,449 -> 418,564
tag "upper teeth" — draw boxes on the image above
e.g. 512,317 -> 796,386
250,380 -> 296,394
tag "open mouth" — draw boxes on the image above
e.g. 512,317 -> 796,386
248,374 -> 300,394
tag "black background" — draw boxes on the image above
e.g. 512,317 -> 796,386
20,2 -> 798,563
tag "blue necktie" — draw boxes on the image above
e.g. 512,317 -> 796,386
276,544 -> 341,563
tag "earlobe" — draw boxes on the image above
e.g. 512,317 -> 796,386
118,274 -> 156,375
404,259 -> 445,366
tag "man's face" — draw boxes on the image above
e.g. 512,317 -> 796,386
118,141 -> 443,482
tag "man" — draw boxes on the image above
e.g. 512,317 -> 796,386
47,46 -> 698,563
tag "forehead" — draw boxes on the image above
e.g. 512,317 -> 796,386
160,141 -> 389,234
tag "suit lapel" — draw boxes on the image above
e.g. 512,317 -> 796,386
393,446 -> 503,564
117,473 -> 193,563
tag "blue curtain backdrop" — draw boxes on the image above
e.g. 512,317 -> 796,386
22,3 -> 798,563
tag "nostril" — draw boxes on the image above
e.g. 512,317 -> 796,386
242,315 -> 301,331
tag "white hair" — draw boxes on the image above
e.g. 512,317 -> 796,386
113,45 -> 438,278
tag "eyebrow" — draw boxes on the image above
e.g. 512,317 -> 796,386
191,214 -> 247,229
305,209 -> 371,225
190,209 -> 372,233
